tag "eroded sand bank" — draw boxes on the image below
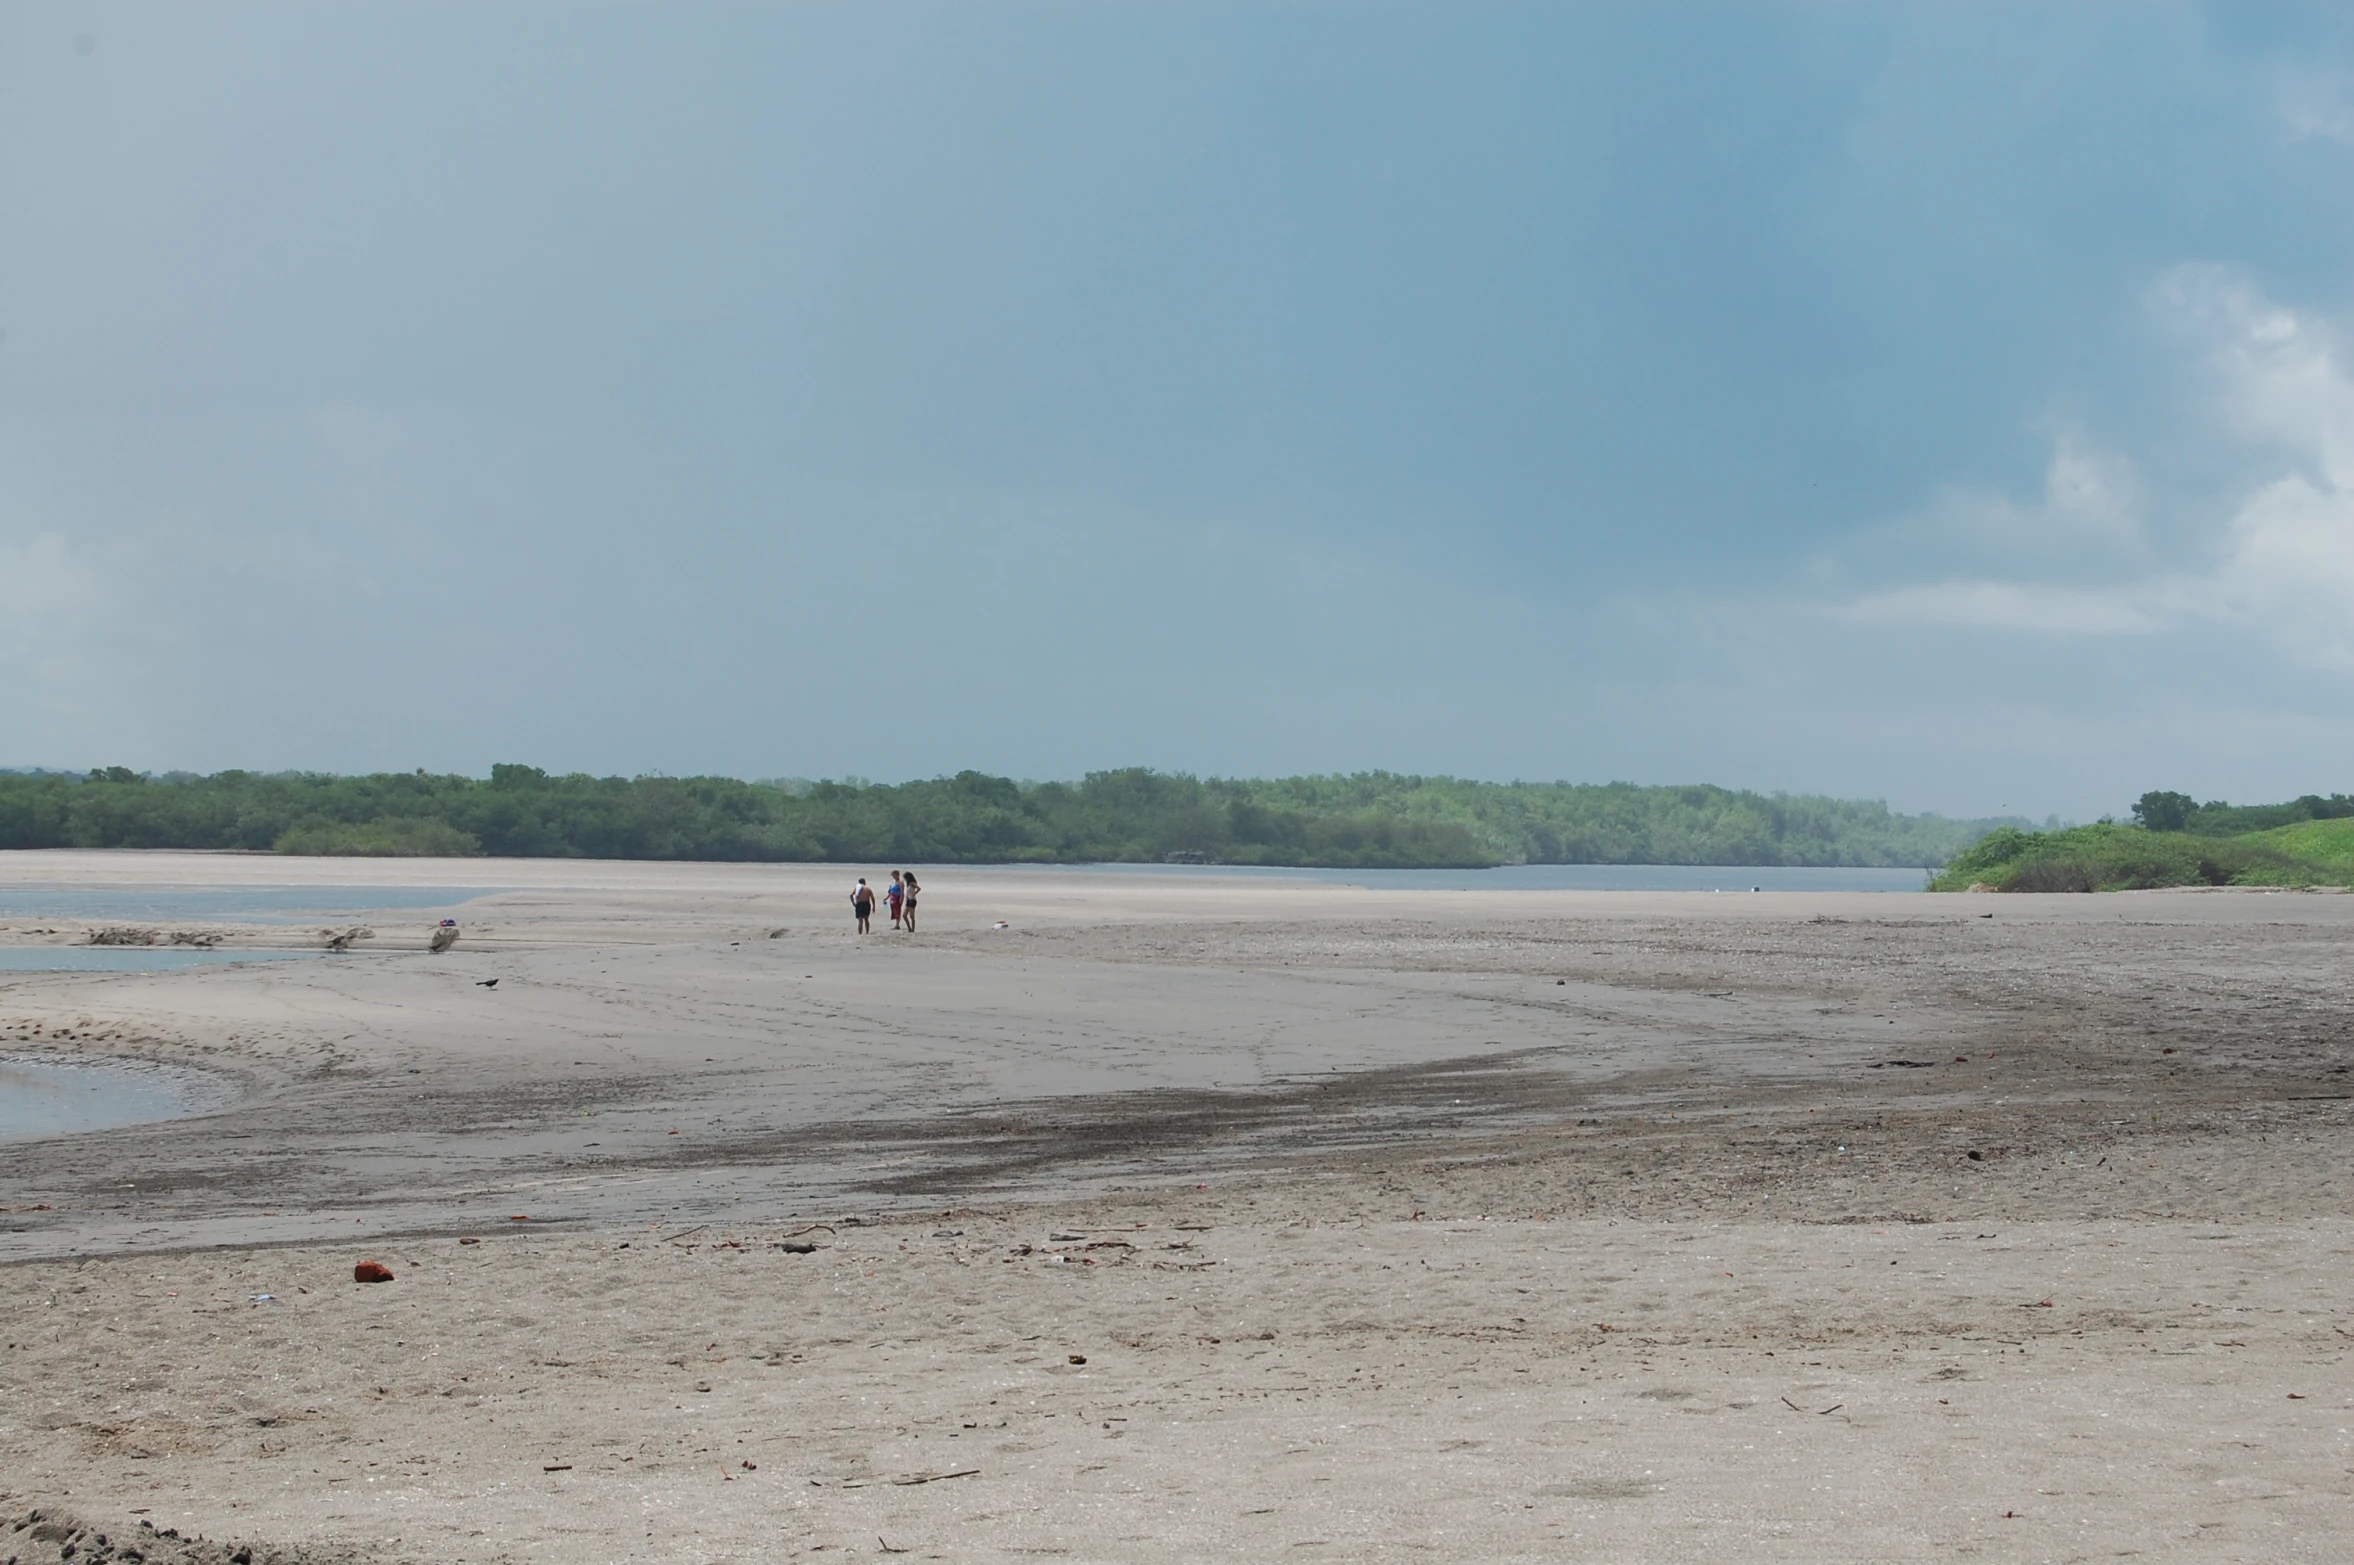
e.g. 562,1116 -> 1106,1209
3,853 -> 2350,1562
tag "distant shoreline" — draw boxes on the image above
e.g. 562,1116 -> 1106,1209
0,765 -> 2009,871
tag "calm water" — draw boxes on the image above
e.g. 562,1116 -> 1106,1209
0,947 -> 326,974
0,885 -> 498,924
1045,863 -> 1934,892
0,1055 -> 227,1142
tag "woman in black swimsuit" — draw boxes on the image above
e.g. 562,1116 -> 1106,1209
899,871 -> 919,932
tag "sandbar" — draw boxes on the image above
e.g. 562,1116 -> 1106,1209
2,853 -> 2349,1562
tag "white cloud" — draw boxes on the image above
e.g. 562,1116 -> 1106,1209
2211,473 -> 2354,668
2162,266 -> 2354,477
1838,579 -> 2162,635
1825,425 -> 2149,592
2276,71 -> 2354,145
2034,431 -> 2144,549
1831,269 -> 2354,669
2170,267 -> 2354,666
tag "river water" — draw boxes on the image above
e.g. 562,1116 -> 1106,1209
0,885 -> 498,924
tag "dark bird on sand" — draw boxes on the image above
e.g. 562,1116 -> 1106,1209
476,978 -> 499,988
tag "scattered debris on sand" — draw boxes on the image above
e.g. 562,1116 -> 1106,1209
2,1507 -> 393,1565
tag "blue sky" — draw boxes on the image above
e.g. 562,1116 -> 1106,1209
5,2 -> 2353,818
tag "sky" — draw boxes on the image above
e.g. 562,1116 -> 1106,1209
4,1 -> 2354,819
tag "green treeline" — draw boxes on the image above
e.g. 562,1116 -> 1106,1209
2120,788 -> 2354,837
0,765 -> 2012,868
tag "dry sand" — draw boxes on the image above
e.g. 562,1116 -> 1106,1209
2,852 -> 2350,1562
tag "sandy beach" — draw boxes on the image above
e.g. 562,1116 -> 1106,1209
3,852 -> 2351,1562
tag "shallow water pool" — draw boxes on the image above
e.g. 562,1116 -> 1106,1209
0,947 -> 325,974
0,1055 -> 228,1142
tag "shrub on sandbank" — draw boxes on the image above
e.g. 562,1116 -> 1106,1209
1928,822 -> 2341,892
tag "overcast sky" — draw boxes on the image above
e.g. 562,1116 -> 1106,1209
5,2 -> 2353,817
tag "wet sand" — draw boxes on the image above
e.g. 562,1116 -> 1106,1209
2,853 -> 2351,1561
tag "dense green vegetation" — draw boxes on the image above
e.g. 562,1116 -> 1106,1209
2247,817 -> 2354,876
1205,776 -> 1992,867
0,766 -> 2009,868
1929,807 -> 2354,892
2129,789 -> 2354,836
1929,824 -> 2301,892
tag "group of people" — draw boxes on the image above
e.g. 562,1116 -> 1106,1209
850,870 -> 921,933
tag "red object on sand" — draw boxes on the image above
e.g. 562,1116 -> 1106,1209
353,1260 -> 395,1283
